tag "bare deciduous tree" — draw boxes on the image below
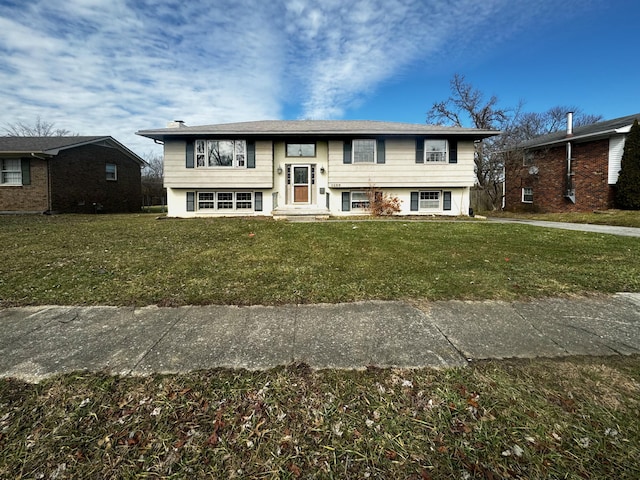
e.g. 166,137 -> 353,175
426,74 -> 602,210
3,116 -> 75,136
141,152 -> 165,207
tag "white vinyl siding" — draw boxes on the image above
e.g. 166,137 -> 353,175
164,140 -> 273,189
328,138 -> 475,188
608,136 -> 626,184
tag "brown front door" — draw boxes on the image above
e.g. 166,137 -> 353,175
293,166 -> 310,203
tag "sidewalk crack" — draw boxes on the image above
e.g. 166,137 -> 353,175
127,306 -> 191,375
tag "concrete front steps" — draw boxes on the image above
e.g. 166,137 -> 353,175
272,207 -> 330,222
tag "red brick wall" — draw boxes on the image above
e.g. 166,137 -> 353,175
505,139 -> 615,212
50,144 -> 142,213
0,158 -> 49,212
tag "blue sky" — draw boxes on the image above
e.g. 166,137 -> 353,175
0,0 -> 638,157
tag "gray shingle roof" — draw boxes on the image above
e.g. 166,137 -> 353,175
521,113 -> 640,149
0,136 -> 145,165
137,119 -> 499,141
0,136 -> 108,153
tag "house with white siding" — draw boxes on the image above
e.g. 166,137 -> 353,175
136,120 -> 498,218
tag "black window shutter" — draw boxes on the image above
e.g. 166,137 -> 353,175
186,192 -> 195,211
247,141 -> 256,168
415,139 -> 424,164
343,140 -> 352,164
449,140 -> 458,164
443,191 -> 452,210
410,192 -> 419,211
254,191 -> 262,211
342,192 -> 350,211
186,141 -> 194,168
21,158 -> 31,185
376,139 -> 385,164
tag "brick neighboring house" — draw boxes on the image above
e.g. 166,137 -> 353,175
0,136 -> 145,214
505,113 -> 640,212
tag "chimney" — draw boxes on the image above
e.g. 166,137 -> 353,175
167,120 -> 186,128
566,112 -> 574,136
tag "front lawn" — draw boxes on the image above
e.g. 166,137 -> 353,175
1,356 -> 638,478
1,214 -> 639,307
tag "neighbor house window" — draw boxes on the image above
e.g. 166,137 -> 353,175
424,140 -> 447,162
286,143 -> 316,157
351,191 -> 369,210
106,163 -> 117,181
522,187 -> 533,203
523,151 -> 535,166
352,139 -> 376,163
1,159 -> 21,185
420,191 -> 440,209
195,140 -> 246,168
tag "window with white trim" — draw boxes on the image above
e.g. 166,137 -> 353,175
424,140 -> 447,162
522,187 -> 533,203
352,139 -> 376,163
1,159 -> 21,185
106,163 -> 117,181
420,191 -> 440,210
197,192 -> 253,211
286,143 -> 316,157
197,192 -> 215,209
351,191 -> 369,210
195,140 -> 246,168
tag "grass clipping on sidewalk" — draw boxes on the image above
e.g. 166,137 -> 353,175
1,356 -> 639,479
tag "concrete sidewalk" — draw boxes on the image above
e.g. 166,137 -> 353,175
1,294 -> 639,382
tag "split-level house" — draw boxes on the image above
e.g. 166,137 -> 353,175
505,113 -> 640,212
0,136 -> 145,214
136,120 -> 498,218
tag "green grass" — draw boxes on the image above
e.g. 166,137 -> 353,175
489,210 -> 640,228
1,214 -> 639,307
1,356 -> 639,479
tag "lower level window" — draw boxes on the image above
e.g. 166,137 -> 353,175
522,187 -> 533,203
351,191 -> 369,210
197,191 -> 253,210
236,192 -> 253,209
1,159 -> 21,185
420,191 -> 440,210
198,192 -> 215,209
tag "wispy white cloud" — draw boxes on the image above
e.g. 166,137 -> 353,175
0,0 -> 600,155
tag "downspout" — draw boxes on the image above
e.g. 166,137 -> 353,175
565,112 -> 576,203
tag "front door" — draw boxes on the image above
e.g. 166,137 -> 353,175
293,165 -> 310,203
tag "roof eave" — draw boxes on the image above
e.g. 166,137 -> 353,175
137,129 -> 499,141
523,127 -> 628,150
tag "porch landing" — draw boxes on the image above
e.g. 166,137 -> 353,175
272,206 -> 330,221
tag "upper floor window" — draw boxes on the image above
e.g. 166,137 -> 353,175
353,139 -> 376,163
424,140 -> 447,162
106,163 -> 117,181
196,140 -> 246,168
1,159 -> 22,185
286,143 -> 316,157
523,151 -> 535,166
